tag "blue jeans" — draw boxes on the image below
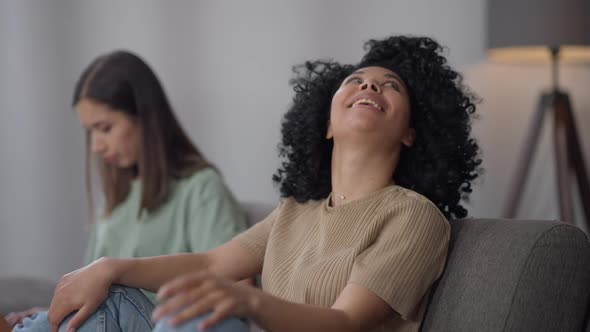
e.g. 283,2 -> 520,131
12,286 -> 249,332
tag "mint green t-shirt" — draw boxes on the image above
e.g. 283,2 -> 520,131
84,168 -> 249,301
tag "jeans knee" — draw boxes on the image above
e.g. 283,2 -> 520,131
106,285 -> 155,323
108,285 -> 146,299
153,313 -> 249,332
12,311 -> 50,332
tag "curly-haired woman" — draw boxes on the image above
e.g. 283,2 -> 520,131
9,35 -> 481,332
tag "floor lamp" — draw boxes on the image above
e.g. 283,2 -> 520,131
488,0 -> 590,228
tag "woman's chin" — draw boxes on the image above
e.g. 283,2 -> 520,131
343,118 -> 382,134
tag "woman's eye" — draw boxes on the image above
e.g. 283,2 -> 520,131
100,125 -> 112,133
345,77 -> 363,85
384,82 -> 400,91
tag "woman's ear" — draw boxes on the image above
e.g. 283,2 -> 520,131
326,120 -> 333,139
402,128 -> 416,147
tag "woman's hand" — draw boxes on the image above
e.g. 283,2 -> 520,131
47,258 -> 117,332
152,271 -> 260,331
4,307 -> 46,327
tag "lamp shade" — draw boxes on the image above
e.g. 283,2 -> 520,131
488,0 -> 590,63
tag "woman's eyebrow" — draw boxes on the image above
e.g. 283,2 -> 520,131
88,120 -> 108,129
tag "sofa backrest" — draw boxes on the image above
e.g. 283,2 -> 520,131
241,201 -> 276,227
422,218 -> 590,332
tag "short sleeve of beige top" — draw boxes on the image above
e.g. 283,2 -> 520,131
234,185 -> 450,332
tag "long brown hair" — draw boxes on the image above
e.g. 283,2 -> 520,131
74,50 -> 209,217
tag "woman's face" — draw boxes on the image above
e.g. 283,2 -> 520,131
328,66 -> 415,148
76,99 -> 141,168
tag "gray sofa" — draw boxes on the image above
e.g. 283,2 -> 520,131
422,218 -> 590,332
2,214 -> 589,331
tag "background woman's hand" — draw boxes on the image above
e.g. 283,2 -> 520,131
152,271 -> 260,331
4,307 -> 46,328
47,258 -> 116,332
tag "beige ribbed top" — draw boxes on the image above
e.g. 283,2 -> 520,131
235,185 -> 450,332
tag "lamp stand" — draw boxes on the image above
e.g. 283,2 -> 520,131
503,47 -> 590,229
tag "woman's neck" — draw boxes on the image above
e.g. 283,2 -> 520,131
330,141 -> 399,206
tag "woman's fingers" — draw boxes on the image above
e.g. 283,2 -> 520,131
157,271 -> 209,301
155,273 -> 253,331
153,290 -> 197,320
4,312 -> 22,327
5,307 -> 45,327
45,262 -> 112,332
47,300 -> 71,332
168,291 -> 224,327
48,298 -> 94,332
66,305 -> 94,332
153,277 -> 214,320
198,299 -> 235,331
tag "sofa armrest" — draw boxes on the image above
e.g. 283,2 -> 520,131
0,277 -> 55,315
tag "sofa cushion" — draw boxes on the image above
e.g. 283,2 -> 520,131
421,219 -> 590,332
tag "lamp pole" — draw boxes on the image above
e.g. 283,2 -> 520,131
504,46 -> 590,228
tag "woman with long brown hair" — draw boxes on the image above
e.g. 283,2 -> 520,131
4,50 -> 248,329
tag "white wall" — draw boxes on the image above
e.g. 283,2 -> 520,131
0,1 -> 87,280
1,0 -> 588,282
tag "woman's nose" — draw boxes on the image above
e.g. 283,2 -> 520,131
360,80 -> 380,93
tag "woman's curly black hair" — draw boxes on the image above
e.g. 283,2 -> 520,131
273,36 -> 482,219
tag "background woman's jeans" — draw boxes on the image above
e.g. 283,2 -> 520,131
12,286 -> 249,332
